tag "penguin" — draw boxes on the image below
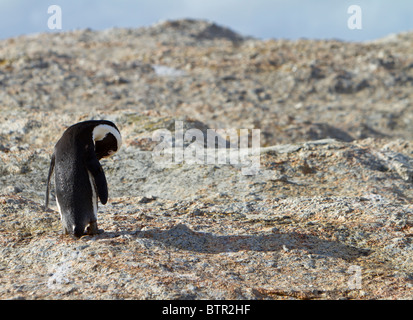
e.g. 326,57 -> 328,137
45,120 -> 122,238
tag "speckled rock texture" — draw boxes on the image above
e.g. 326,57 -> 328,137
0,20 -> 412,299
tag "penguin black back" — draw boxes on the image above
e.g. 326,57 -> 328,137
45,120 -> 122,238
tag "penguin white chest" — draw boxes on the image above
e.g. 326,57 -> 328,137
87,170 -> 98,219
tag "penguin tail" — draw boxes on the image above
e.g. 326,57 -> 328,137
44,152 -> 55,210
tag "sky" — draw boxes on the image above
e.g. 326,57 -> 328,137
0,0 -> 412,42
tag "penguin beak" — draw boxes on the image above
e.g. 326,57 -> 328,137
100,150 -> 115,160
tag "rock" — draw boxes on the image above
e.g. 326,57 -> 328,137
0,19 -> 412,300
2,186 -> 22,194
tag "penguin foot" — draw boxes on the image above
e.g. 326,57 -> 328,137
86,221 -> 99,235
63,226 -> 69,235
86,222 -> 104,236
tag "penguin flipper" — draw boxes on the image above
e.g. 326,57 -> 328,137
86,156 -> 108,205
44,153 -> 55,210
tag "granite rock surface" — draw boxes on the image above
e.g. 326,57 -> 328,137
0,20 -> 412,299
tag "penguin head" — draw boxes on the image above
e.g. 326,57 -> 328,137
92,122 -> 122,159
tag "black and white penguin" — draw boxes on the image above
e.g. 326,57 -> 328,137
45,120 -> 122,238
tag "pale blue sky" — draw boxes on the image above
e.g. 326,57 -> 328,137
0,0 -> 412,41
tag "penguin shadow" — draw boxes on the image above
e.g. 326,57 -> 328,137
103,223 -> 371,261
